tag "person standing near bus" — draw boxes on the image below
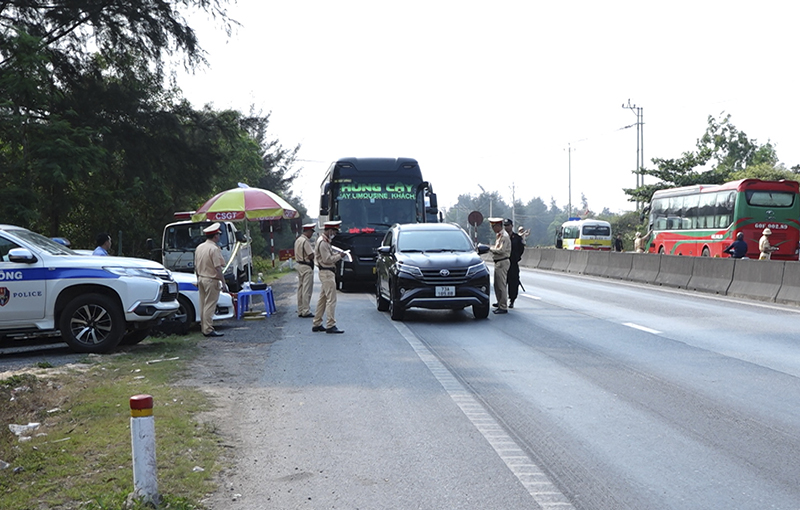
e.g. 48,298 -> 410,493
294,223 -> 316,318
504,219 -> 524,309
613,234 -> 624,252
312,221 -> 346,333
723,232 -> 748,259
489,217 -> 511,314
759,228 -> 778,260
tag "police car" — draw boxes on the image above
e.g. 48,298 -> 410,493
159,271 -> 234,335
0,225 -> 179,353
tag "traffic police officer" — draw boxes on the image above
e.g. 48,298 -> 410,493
312,221 -> 348,333
294,223 -> 316,318
195,222 -> 227,337
488,217 -> 511,314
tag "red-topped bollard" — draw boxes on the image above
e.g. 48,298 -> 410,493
130,394 -> 160,505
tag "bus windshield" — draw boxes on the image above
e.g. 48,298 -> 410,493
332,177 -> 420,232
745,190 -> 796,207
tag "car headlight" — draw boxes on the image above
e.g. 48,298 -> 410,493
465,261 -> 488,278
104,266 -> 159,279
396,261 -> 423,277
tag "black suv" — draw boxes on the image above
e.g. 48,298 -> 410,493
376,223 -> 491,320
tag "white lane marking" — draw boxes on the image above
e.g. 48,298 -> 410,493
521,293 -> 541,300
390,320 -> 575,509
623,322 -> 661,335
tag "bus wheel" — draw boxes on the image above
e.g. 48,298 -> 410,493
701,247 -> 710,257
658,246 -> 665,254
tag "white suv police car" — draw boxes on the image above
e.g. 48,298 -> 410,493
0,225 -> 179,353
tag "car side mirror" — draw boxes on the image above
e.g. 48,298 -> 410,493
377,246 -> 391,255
8,248 -> 37,263
476,244 -> 490,255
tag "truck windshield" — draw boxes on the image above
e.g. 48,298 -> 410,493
165,223 -> 230,250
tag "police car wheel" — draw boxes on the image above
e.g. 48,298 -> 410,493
59,293 -> 125,353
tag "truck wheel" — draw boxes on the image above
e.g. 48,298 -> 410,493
59,293 -> 125,353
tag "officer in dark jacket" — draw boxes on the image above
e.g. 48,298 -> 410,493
504,219 -> 525,308
723,232 -> 748,259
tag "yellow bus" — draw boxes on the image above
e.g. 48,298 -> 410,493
555,218 -> 612,251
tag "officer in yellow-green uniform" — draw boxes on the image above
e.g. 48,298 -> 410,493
488,217 -> 511,314
294,223 -> 316,317
312,221 -> 348,334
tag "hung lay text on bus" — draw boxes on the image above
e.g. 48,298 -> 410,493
318,157 -> 439,289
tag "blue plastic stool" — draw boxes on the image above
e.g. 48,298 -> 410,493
236,287 -> 276,319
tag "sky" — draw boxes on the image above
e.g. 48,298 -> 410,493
173,1 -> 800,218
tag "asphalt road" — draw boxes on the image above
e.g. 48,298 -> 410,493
7,268 -> 800,509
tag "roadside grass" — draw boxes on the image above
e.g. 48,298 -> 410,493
0,336 -> 222,509
252,255 -> 292,284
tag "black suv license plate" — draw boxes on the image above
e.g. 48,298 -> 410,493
435,286 -> 455,297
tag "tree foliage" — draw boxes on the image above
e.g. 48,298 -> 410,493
0,1 -> 303,255
624,113 -> 794,206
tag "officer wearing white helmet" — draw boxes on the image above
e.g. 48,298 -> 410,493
759,228 -> 779,260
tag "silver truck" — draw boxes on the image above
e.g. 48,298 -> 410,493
157,217 -> 253,291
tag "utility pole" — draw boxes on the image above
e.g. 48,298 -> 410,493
622,99 -> 644,211
567,143 -> 572,218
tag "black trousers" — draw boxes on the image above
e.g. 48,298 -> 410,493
508,261 -> 520,302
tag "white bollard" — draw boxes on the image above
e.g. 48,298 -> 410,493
130,394 -> 160,505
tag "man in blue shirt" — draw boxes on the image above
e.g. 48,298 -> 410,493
723,232 -> 748,259
92,233 -> 111,256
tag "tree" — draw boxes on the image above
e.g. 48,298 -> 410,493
623,113 -> 789,207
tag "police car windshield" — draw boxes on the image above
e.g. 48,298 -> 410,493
12,229 -> 76,256
397,230 -> 473,253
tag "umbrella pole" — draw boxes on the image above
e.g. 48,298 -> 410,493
246,221 -> 252,282
270,222 -> 275,268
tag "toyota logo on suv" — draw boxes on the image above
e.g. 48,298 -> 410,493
439,269 -> 450,277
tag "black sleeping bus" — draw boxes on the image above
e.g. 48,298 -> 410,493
318,157 -> 439,289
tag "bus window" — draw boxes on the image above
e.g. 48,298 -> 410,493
746,190 -> 796,207
698,192 -> 716,229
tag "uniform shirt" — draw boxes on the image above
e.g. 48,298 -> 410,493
759,235 -> 774,255
92,246 -> 109,256
490,229 -> 511,261
195,238 -> 225,279
315,234 -> 343,268
294,235 -> 314,263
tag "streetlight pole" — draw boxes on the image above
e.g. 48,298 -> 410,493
622,99 -> 644,211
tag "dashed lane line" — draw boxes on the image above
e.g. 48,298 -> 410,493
622,322 -> 661,335
390,320 -> 576,509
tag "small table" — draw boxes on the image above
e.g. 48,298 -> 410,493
236,287 -> 276,320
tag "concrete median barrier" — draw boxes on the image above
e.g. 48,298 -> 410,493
654,254 -> 694,289
628,254 -> 660,284
687,257 -> 734,295
552,250 -> 571,272
585,251 -> 610,277
776,262 -> 800,305
727,259 -> 785,302
520,248 -> 541,269
567,250 -> 589,274
603,252 -> 634,279
538,249 -> 556,270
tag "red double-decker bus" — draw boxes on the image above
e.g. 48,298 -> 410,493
645,179 -> 800,260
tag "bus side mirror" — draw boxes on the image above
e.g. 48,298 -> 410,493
320,194 -> 329,216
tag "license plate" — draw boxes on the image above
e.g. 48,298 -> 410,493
435,286 -> 455,297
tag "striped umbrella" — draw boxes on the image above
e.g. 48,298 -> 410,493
192,187 -> 299,222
